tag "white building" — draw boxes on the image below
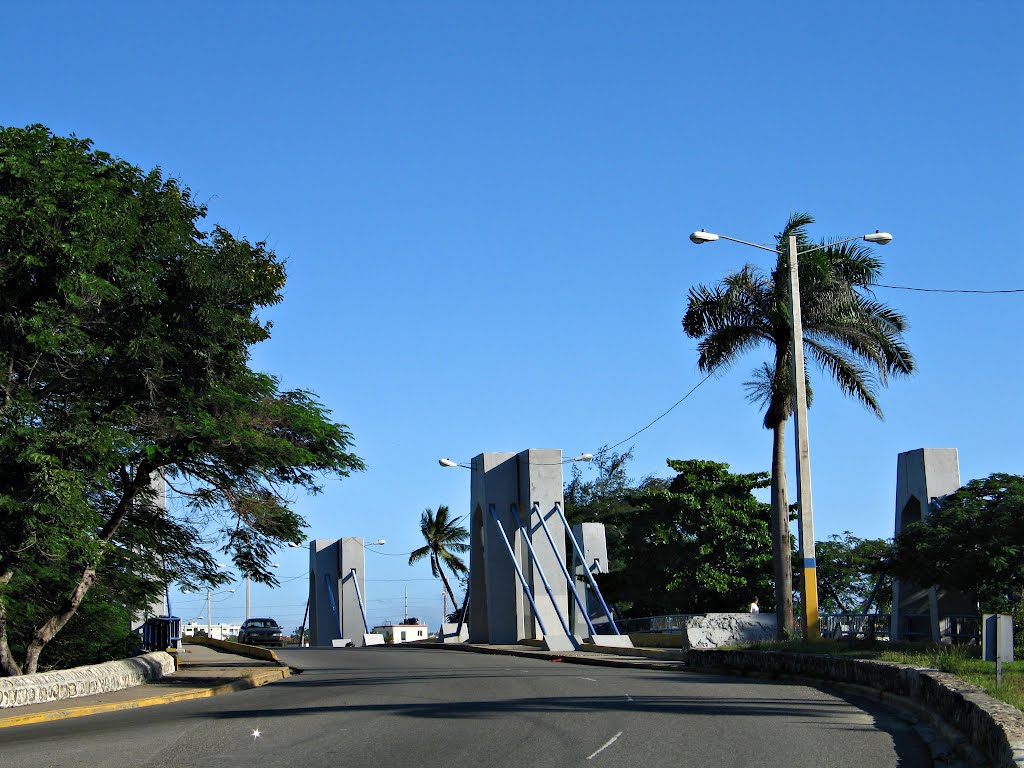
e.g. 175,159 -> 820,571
372,624 -> 429,644
181,622 -> 242,641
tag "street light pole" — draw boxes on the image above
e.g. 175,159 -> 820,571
786,234 -> 819,641
690,227 -> 892,642
245,563 -> 280,619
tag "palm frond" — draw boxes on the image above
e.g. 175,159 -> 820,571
407,545 -> 430,566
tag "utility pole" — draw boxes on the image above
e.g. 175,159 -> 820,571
298,598 -> 309,647
206,589 -> 212,638
442,590 -> 447,624
404,586 -> 408,623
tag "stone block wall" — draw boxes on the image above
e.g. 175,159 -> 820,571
685,649 -> 1024,768
0,652 -> 174,709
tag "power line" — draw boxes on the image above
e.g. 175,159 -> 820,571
607,373 -> 714,451
875,283 -> 1024,294
365,547 -> 416,557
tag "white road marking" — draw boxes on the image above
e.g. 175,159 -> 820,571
586,732 -> 623,760
577,676 -> 598,682
624,693 -> 633,701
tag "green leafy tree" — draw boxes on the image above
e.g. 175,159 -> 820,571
596,459 -> 774,616
0,125 -> 364,675
682,212 -> 915,634
408,505 -> 468,610
888,473 -> 1024,613
565,447 -> 666,568
812,532 -> 892,614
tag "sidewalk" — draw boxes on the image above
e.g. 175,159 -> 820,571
0,643 -> 290,730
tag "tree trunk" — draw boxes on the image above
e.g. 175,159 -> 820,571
433,554 -> 459,610
23,567 -> 97,675
770,418 -> 795,637
17,463 -> 153,674
0,571 -> 23,677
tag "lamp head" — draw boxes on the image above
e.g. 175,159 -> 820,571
863,231 -> 893,245
572,453 -> 594,462
439,458 -> 459,468
370,539 -> 386,546
689,230 -> 720,245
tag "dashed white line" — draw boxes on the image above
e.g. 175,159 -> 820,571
577,676 -> 598,682
586,731 -> 623,760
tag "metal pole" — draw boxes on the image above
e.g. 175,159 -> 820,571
349,568 -> 370,634
531,502 -> 598,637
245,574 -> 250,620
510,504 -> 578,647
453,583 -> 470,636
206,589 -> 212,638
788,233 -> 820,640
298,598 -> 309,647
488,504 -> 550,639
551,502 -> 622,635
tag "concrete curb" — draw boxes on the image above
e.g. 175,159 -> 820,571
415,641 -> 687,671
0,652 -> 175,709
184,637 -> 285,664
0,666 -> 289,730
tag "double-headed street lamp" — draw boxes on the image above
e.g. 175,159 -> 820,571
690,227 -> 892,640
245,563 -> 279,620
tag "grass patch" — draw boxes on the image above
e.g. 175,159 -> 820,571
739,639 -> 1024,711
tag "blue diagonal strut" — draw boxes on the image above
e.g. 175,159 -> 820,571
488,503 -> 550,639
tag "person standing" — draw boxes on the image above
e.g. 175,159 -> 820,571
749,596 -> 760,614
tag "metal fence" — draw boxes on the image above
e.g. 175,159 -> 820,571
821,612 -> 981,644
617,612 -> 983,645
820,613 -> 891,640
614,614 -> 709,634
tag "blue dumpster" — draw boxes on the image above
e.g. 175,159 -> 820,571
141,616 -> 181,651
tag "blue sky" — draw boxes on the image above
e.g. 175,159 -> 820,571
3,2 -> 1021,631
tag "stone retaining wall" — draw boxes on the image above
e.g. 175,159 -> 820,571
0,652 -> 174,709
686,648 -> 1024,768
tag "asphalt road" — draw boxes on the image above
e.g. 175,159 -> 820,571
0,647 -> 934,767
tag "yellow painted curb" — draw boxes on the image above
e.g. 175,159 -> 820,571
0,667 -> 289,730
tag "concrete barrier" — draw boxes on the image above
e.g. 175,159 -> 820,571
0,652 -> 174,709
184,636 -> 283,663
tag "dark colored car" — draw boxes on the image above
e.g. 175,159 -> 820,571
238,618 -> 285,647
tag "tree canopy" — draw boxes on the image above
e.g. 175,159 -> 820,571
408,505 -> 468,611
0,125 -> 364,674
888,473 -> 1024,613
813,532 -> 892,614
579,458 -> 774,617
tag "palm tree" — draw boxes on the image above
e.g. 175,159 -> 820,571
408,505 -> 469,610
683,212 -> 914,635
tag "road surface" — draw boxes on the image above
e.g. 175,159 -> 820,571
0,646 -> 934,767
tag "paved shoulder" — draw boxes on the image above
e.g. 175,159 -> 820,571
0,644 -> 289,729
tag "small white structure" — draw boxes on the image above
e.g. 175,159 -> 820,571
181,622 -> 242,641
373,624 -> 429,644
